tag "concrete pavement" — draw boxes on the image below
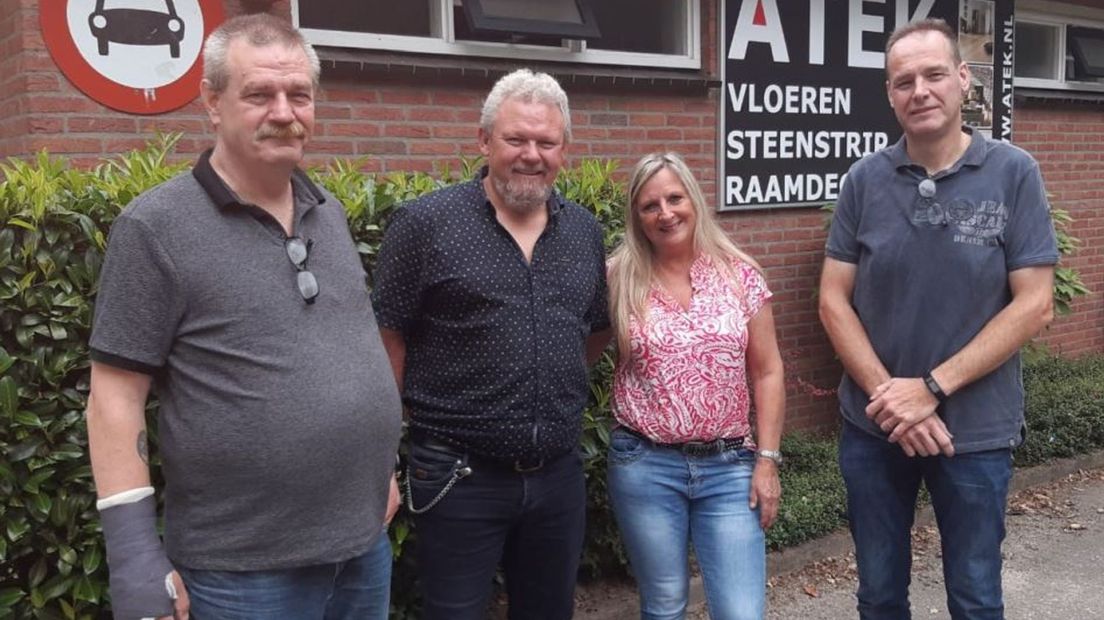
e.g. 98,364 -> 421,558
573,450 -> 1104,620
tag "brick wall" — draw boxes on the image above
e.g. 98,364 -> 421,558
1,1 -> 1100,433
1017,103 -> 1104,357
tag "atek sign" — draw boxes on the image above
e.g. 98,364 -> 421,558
719,0 -> 1015,210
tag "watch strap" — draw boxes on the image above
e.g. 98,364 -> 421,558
757,449 -> 783,466
924,372 -> 947,403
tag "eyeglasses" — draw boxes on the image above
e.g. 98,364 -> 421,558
915,177 -> 947,226
285,236 -> 319,304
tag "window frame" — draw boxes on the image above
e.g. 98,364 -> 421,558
290,0 -> 701,70
1015,11 -> 1104,93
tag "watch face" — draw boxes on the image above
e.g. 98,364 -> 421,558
924,374 -> 948,402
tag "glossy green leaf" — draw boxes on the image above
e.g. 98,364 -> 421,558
0,346 -> 14,374
0,376 -> 18,417
81,545 -> 101,575
0,588 -> 25,608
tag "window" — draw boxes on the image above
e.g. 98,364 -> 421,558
1068,27 -> 1104,79
461,0 -> 600,41
291,0 -> 700,69
1015,12 -> 1104,91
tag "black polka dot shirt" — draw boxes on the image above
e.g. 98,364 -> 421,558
372,167 -> 610,461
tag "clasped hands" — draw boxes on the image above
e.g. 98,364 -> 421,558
865,378 -> 955,458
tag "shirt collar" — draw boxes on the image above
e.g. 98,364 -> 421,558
192,148 -> 327,212
886,126 -> 986,174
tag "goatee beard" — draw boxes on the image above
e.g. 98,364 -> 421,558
492,175 -> 551,214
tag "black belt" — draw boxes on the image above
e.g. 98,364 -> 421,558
620,425 -> 745,457
415,434 -> 562,474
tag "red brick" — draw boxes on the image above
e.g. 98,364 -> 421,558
432,125 -> 477,140
28,117 -> 62,133
26,96 -> 99,113
350,106 -> 404,121
27,136 -> 101,153
410,142 -> 459,156
328,122 -> 381,137
103,138 -> 153,153
384,125 -> 430,138
355,140 -> 408,156
315,104 -> 351,120
67,117 -> 138,133
432,92 -> 480,107
141,119 -> 207,134
321,88 -> 379,103
380,90 -> 430,105
24,72 -> 57,91
407,107 -> 456,122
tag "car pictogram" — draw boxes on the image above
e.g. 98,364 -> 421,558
88,0 -> 185,58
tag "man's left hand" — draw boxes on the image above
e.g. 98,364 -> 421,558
865,377 -> 939,441
385,474 -> 400,525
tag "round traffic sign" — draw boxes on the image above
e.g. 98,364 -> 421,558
41,0 -> 225,114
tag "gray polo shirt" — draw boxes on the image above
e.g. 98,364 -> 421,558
826,129 -> 1058,453
90,151 -> 402,570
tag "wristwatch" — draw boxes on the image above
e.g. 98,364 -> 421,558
757,449 -> 783,466
923,372 -> 948,403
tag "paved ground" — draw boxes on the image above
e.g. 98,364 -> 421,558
571,462 -> 1104,620
761,468 -> 1104,620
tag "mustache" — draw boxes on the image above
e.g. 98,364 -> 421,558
255,122 -> 306,140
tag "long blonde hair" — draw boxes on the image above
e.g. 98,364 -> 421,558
608,152 -> 761,358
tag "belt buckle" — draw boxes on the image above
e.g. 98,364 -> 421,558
680,441 -> 711,457
682,439 -> 730,457
513,458 -> 544,473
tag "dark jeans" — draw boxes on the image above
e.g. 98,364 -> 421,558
408,438 -> 586,620
839,420 -> 1013,620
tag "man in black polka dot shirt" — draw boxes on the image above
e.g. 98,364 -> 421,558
372,69 -> 611,619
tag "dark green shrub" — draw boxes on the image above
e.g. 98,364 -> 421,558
1017,353 -> 1104,466
767,432 -> 847,549
0,136 -> 189,619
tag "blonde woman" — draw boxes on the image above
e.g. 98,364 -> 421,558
606,153 -> 785,620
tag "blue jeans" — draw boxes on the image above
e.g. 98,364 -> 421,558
607,427 -> 765,620
408,438 -> 586,620
177,533 -> 391,620
839,420 -> 1013,620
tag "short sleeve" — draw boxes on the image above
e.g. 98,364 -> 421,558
825,164 -> 862,264
1004,159 -> 1059,271
90,214 -> 184,374
371,205 -> 427,332
738,260 -> 772,318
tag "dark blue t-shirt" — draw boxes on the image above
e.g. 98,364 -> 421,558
826,129 -> 1059,453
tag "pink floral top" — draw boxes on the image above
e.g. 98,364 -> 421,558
612,254 -> 771,444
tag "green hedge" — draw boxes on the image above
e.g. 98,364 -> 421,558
1,136 -> 1101,619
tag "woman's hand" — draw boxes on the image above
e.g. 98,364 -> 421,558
749,458 -> 781,530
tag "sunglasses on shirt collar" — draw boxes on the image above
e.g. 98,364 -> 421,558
285,236 -> 319,304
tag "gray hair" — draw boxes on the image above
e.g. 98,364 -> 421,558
203,13 -> 321,93
480,69 -> 571,141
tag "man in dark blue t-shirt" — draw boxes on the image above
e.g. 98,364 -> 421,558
820,18 -> 1058,620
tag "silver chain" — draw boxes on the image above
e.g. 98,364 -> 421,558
403,463 -> 472,514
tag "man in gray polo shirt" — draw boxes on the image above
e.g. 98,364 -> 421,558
86,14 -> 401,620
819,18 -> 1057,620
